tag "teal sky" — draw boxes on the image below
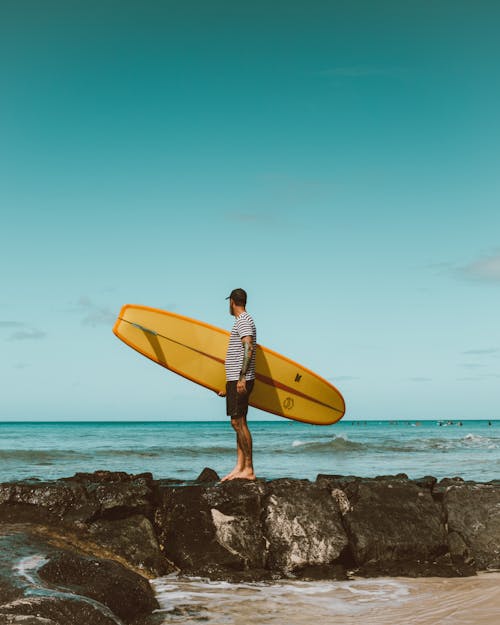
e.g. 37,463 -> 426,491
1,1 -> 499,421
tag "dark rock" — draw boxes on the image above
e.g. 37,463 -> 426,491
412,476 -> 437,490
86,514 -> 173,577
375,473 -> 409,480
154,479 -> 267,576
444,482 -> 500,570
0,481 -> 93,524
432,476 -> 467,502
0,597 -> 117,625
78,474 -> 154,522
0,580 -> 22,607
0,471 -> 155,526
196,467 -> 220,483
293,564 -> 348,581
64,471 -> 153,485
0,617 -> 57,624
2,471 -> 498,586
318,475 -> 450,575
357,553 -> 475,578
263,479 -> 349,574
183,564 -> 280,583
38,552 -> 159,623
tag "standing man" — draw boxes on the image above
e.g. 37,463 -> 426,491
219,288 -> 257,481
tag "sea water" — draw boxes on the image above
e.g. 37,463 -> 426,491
1,419 -> 499,625
0,419 -> 498,483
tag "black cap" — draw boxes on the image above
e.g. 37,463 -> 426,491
225,288 -> 247,305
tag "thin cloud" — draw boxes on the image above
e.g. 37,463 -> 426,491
409,377 -> 432,383
1,321 -> 46,341
8,328 -> 46,341
331,375 -> 360,381
0,321 -> 24,328
75,296 -> 116,327
462,348 -> 499,356
457,374 -> 500,381
459,253 -> 500,283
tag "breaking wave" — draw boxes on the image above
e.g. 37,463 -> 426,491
290,436 -> 366,453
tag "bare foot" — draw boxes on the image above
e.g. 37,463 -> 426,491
220,467 -> 241,482
224,469 -> 256,481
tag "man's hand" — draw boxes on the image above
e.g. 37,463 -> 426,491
237,378 -> 247,394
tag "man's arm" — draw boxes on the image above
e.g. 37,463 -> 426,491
237,336 -> 254,393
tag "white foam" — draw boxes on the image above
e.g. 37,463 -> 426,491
13,554 -> 48,585
152,575 -> 413,622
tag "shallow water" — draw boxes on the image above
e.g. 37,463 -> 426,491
151,572 -> 500,625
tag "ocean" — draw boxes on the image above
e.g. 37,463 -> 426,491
0,419 -> 498,484
1,419 -> 499,624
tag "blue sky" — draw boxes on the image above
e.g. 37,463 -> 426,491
1,1 -> 499,421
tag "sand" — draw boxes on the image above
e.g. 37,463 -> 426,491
152,572 -> 500,625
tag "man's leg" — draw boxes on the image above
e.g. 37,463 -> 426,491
221,381 -> 256,481
221,427 -> 245,481
227,415 -> 255,480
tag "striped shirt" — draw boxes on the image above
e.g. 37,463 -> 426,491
225,312 -> 257,382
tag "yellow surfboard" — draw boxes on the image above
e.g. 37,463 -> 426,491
113,304 -> 345,426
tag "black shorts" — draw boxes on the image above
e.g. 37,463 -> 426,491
226,380 -> 255,418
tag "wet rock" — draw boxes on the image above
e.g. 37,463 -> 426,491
0,580 -> 22,608
0,481 -> 93,525
0,472 -> 154,525
195,468 -> 220,483
357,553 -> 474,578
432,476 -> 467,502
2,471 -> 499,586
64,471 -> 154,485
38,552 -> 159,624
0,616 -> 57,624
0,597 -> 117,625
263,479 -> 349,574
412,476 -> 437,490
87,514 -> 172,577
318,475 -> 449,575
154,479 -> 267,575
293,564 -> 348,581
447,531 -> 477,575
69,472 -> 154,521
444,482 -> 500,570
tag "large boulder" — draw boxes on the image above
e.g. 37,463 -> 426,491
263,479 -> 348,577
317,474 -> 452,576
63,471 -> 155,521
154,479 -> 267,578
86,514 -> 171,577
0,472 -> 155,526
0,481 -> 92,525
443,481 -> 500,570
38,552 -> 158,624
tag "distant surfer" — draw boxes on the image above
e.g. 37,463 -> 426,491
218,288 -> 257,481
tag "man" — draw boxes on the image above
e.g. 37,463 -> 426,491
219,288 -> 257,481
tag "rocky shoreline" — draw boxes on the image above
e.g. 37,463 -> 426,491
0,469 -> 499,624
